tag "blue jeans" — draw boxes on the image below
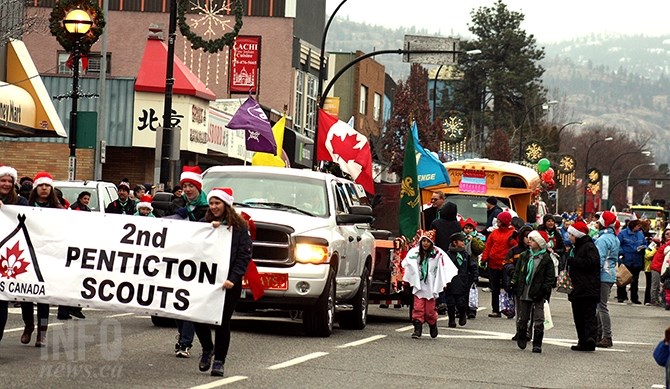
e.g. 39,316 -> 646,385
176,320 -> 195,347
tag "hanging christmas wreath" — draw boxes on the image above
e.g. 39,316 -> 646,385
49,0 -> 105,54
178,0 -> 244,54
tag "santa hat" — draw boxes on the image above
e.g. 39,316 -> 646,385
497,211 -> 512,226
568,220 -> 590,238
33,171 -> 53,187
599,211 -> 616,229
528,230 -> 549,249
418,229 -> 436,244
136,195 -> 153,211
460,217 -> 477,229
180,166 -> 203,191
0,165 -> 18,182
207,187 -> 234,206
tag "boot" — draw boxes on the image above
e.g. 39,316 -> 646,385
458,309 -> 467,326
447,306 -> 457,328
35,325 -> 47,348
516,325 -> 527,350
411,320 -> 422,339
532,330 -> 543,353
20,325 -> 34,345
596,337 -> 613,348
429,323 -> 438,338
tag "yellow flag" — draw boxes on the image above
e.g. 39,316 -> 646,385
252,116 -> 286,167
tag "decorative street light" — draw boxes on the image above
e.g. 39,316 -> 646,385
517,100 -> 558,161
604,149 -> 650,208
557,121 -> 583,136
582,136 -> 613,212
626,162 -> 656,204
63,8 -> 93,181
431,50 -> 481,122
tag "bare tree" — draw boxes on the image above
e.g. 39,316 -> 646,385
1,0 -> 47,46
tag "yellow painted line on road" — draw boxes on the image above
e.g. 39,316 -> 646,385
188,376 -> 248,388
267,352 -> 329,370
337,334 -> 386,348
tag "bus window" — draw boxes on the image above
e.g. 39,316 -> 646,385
443,194 -> 510,228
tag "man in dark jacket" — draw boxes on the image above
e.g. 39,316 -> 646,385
445,232 -> 478,328
105,181 -> 135,215
567,220 -> 601,352
431,201 -> 462,314
485,196 -> 503,230
423,191 -> 445,229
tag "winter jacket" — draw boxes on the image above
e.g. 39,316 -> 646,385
198,218 -> 252,286
653,340 -> 669,389
486,205 -> 503,229
481,225 -> 517,270
594,227 -> 620,283
651,242 -> 669,273
105,198 -> 136,215
445,245 -> 477,296
169,194 -> 209,221
70,201 -> 91,212
430,202 -> 461,252
510,249 -> 555,302
402,245 -> 458,299
567,235 -> 601,301
617,227 -> 647,269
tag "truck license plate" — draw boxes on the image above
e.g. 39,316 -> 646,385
242,273 -> 288,291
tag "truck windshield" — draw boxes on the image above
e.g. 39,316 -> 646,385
57,186 -> 100,211
202,172 -> 329,217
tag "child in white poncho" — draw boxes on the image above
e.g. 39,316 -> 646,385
402,229 -> 458,339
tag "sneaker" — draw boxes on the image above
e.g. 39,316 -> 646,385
532,346 -> 542,353
199,351 -> 213,372
517,337 -> 527,350
176,344 -> 191,358
429,324 -> 438,338
596,337 -> 613,348
210,360 -> 224,377
631,300 -> 642,305
488,312 -> 501,318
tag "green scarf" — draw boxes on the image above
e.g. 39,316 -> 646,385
419,249 -> 435,282
183,191 -> 208,220
456,252 -> 464,266
526,248 -> 546,284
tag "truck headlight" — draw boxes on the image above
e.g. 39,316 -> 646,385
295,243 -> 329,264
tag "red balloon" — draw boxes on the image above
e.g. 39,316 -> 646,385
547,179 -> 556,190
546,167 -> 555,179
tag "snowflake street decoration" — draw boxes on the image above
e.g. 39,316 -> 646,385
188,0 -> 233,38
559,155 -> 575,173
442,116 -> 465,144
524,142 -> 544,163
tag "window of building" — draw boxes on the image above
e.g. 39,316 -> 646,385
305,74 -> 317,136
57,52 -> 111,75
373,93 -> 382,121
294,71 -> 304,133
359,85 -> 368,115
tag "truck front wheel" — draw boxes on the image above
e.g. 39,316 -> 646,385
303,270 -> 335,337
338,267 -> 369,330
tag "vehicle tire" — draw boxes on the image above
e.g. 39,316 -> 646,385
151,316 -> 176,327
338,267 -> 369,330
303,270 -> 335,337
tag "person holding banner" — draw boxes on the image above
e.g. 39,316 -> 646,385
23,171 -> 62,347
194,187 -> 252,377
0,165 -> 29,344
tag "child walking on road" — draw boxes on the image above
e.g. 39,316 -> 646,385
402,230 -> 458,339
653,326 -> 670,389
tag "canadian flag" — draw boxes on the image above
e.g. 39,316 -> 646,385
317,109 -> 374,194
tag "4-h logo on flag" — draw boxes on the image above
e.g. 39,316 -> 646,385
0,214 -> 44,287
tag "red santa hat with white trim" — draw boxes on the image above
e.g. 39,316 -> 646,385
0,165 -> 18,182
136,195 -> 153,211
568,220 -> 590,238
33,171 -> 54,187
599,211 -> 616,229
179,166 -> 203,192
207,187 -> 234,206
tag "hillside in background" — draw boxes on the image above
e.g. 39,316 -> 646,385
327,17 -> 670,162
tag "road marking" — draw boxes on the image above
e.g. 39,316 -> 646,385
337,335 -> 386,348
267,352 -> 329,370
106,313 -> 135,318
188,376 -> 248,388
396,325 -> 413,332
4,322 -> 64,333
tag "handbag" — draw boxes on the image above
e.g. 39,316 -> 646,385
616,263 -> 633,287
469,283 -> 479,310
543,301 -> 554,330
499,290 -> 515,318
556,259 -> 573,294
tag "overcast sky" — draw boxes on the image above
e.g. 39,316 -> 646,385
325,0 -> 670,43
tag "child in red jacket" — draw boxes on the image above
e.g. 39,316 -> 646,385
481,211 -> 517,317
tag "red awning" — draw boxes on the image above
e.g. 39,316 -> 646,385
135,38 -> 216,101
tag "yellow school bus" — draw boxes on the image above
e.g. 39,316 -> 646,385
422,159 -> 542,228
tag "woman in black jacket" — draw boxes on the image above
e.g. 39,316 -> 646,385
566,220 -> 601,352
194,187 -> 252,377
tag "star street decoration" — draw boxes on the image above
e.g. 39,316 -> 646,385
178,0 -> 244,54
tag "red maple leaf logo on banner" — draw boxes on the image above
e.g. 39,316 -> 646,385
0,242 -> 30,279
330,133 -> 362,162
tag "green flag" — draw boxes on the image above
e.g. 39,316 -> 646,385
399,130 -> 421,239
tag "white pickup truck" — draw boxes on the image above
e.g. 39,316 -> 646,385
202,166 -> 376,337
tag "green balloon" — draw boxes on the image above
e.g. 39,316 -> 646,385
537,158 -> 551,172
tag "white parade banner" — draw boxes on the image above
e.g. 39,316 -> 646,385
0,205 -> 230,325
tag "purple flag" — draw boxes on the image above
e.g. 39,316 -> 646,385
226,97 -> 277,154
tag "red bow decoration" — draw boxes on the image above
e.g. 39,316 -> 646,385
240,212 -> 264,300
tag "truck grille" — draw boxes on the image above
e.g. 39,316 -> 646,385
253,222 -> 294,266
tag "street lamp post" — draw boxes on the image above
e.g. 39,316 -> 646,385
63,9 -> 92,181
626,162 -> 656,205
517,100 -> 558,161
431,50 -> 481,122
604,149 -> 650,208
582,136 -> 613,213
